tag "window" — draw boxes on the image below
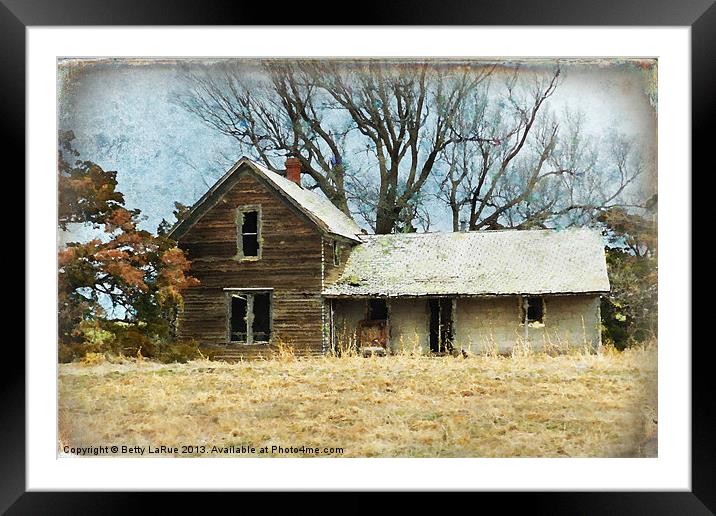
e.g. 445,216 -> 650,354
251,292 -> 271,342
228,291 -> 272,344
230,295 -> 248,342
367,299 -> 388,320
332,240 -> 341,266
238,208 -> 260,258
522,296 -> 544,324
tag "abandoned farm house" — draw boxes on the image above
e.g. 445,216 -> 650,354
169,157 -> 611,358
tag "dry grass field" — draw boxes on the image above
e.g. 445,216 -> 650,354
58,344 -> 657,458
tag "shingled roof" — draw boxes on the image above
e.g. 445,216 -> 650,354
323,228 -> 610,297
169,157 -> 362,242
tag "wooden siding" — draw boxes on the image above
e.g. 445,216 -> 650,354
322,237 -> 355,287
177,171 -> 325,357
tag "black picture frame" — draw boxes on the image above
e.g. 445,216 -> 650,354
7,0 -> 709,512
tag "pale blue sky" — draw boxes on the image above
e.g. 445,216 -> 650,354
58,58 -> 657,242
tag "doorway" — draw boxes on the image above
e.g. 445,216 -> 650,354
358,298 -> 389,350
429,298 -> 454,353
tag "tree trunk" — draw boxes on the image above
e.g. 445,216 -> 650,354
451,204 -> 460,232
375,207 -> 397,234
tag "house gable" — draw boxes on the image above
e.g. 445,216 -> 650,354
169,158 -> 361,243
178,169 -> 325,261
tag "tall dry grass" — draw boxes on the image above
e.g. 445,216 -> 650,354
58,342 -> 657,457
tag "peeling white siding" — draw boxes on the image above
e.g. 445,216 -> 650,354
388,299 -> 429,353
455,297 -> 522,353
332,299 -> 365,349
332,294 -> 601,355
455,295 -> 601,353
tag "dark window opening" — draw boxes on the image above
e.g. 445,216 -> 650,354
229,291 -> 271,344
242,210 -> 258,233
367,299 -> 388,320
429,298 -> 454,353
333,240 -> 341,266
240,210 -> 259,257
242,234 -> 259,257
230,296 -> 248,343
252,293 -> 271,342
522,296 -> 544,324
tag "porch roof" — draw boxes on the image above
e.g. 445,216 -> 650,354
322,228 -> 610,297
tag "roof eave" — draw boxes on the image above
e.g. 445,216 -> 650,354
322,290 -> 610,298
167,157 -> 251,241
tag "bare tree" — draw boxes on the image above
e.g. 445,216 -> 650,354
436,66 -> 645,231
177,61 -> 644,234
176,61 -> 353,214
304,61 -> 494,233
176,60 -> 494,233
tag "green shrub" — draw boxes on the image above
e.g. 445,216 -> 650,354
58,318 -> 208,364
77,319 -> 116,352
112,328 -> 159,358
80,352 -> 108,366
58,319 -> 116,362
155,340 -> 202,363
58,342 -> 76,363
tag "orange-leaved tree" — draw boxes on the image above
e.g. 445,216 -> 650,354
58,131 -> 198,358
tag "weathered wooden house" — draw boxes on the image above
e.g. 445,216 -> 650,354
170,157 -> 610,358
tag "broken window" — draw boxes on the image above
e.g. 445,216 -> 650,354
229,291 -> 272,344
367,299 -> 388,320
429,298 -> 454,353
522,296 -> 544,324
238,208 -> 260,258
252,292 -> 271,342
230,295 -> 248,343
332,240 -> 341,266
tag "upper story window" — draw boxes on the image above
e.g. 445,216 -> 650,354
237,206 -> 261,259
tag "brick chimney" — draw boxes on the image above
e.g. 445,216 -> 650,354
285,157 -> 301,186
